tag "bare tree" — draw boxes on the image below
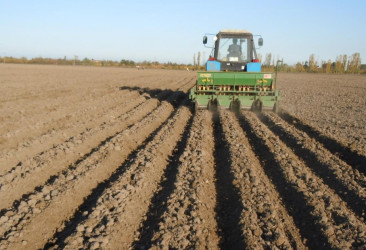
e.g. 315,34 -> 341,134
264,53 -> 272,67
308,54 -> 317,72
257,53 -> 262,62
342,54 -> 348,72
325,59 -> 332,73
197,52 -> 201,68
347,52 -> 361,73
335,55 -> 344,73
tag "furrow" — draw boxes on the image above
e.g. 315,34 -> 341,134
0,87 -> 165,178
132,114 -> 194,249
0,87 -> 181,182
260,111 -> 366,220
0,89 -> 143,174
237,111 -> 366,249
179,76 -> 196,91
0,66 -> 183,130
0,93 -> 164,210
150,110 -> 220,249
0,94 -> 182,249
211,110 -> 246,249
0,89 -> 135,150
57,104 -> 191,249
218,110 -> 305,249
0,85 -> 119,131
279,110 -> 366,174
0,71 -> 194,164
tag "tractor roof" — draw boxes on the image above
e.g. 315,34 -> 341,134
219,29 -> 252,35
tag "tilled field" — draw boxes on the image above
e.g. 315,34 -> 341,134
0,64 -> 365,249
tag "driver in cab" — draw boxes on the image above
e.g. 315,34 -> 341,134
228,38 -> 241,58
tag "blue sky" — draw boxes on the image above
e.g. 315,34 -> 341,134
1,0 -> 365,65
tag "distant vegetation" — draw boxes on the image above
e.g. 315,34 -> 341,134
260,52 -> 365,74
1,52 -> 365,74
0,56 -> 192,70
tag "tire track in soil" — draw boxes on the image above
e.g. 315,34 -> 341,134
219,110 -> 305,249
259,112 -> 366,220
149,110 -> 220,249
53,103 -> 192,249
0,91 -> 165,210
0,92 -> 184,249
237,111 -> 366,249
279,110 -> 366,174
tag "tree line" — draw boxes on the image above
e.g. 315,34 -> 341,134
260,52 -> 364,74
0,56 -> 193,70
1,52 -> 364,74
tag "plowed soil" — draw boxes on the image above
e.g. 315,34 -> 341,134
0,64 -> 365,249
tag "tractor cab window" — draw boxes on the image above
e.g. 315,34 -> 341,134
217,37 -> 249,62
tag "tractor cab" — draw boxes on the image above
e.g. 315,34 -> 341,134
203,29 -> 263,72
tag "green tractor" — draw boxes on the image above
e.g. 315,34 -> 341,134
189,29 -> 280,112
